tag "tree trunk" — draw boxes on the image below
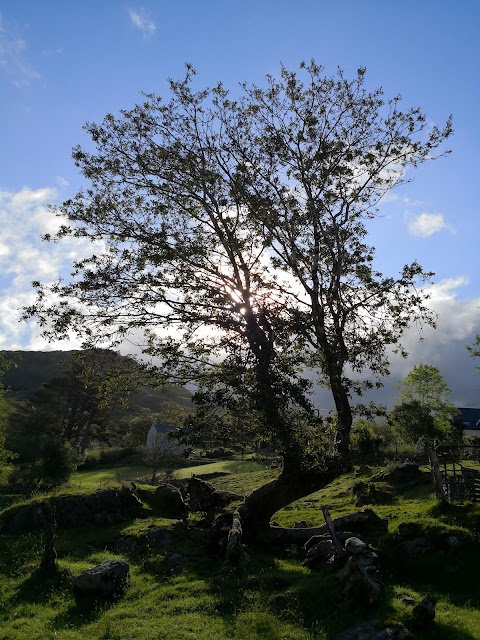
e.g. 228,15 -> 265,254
236,456 -> 346,539
330,371 -> 353,463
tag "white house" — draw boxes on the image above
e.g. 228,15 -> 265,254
146,420 -> 185,455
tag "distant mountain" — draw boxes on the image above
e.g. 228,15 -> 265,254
1,350 -> 194,413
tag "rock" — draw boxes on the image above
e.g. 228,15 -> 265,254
338,537 -> 381,607
147,526 -> 174,550
186,477 -> 242,517
400,537 -> 432,555
344,536 -> 367,555
304,533 -> 331,551
303,539 -> 335,567
412,592 -> 436,628
293,520 -> 308,528
304,531 -> 360,552
151,484 -> 188,518
329,509 -> 388,535
113,535 -> 139,554
446,535 -> 460,550
370,463 -> 430,487
37,513 -> 58,576
339,620 -> 413,640
73,559 -> 129,605
438,532 -> 461,552
354,464 -> 371,477
10,501 -> 48,533
402,596 -> 416,606
166,553 -> 184,575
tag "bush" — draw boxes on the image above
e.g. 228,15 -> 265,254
8,440 -> 77,489
81,449 -> 101,468
203,447 -> 235,458
351,420 -> 382,461
98,447 -> 140,465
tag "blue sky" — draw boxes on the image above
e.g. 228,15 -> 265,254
0,1 -> 479,406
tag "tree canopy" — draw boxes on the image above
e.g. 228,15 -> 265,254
26,62 -> 451,481
394,363 -> 457,436
389,399 -> 439,445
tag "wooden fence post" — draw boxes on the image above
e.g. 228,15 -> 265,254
321,506 -> 343,557
428,446 -> 447,502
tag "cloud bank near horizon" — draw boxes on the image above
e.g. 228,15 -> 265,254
0,185 -> 478,408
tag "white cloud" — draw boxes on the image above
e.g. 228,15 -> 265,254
128,8 -> 156,38
311,276 -> 480,411
0,16 -> 41,87
0,186 -> 101,350
378,277 -> 480,407
408,212 -> 448,237
56,176 -> 69,188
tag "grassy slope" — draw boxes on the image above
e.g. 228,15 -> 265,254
1,464 -> 480,639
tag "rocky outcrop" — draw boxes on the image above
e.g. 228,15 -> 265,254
149,484 -> 188,519
0,485 -> 146,533
412,592 -> 436,629
337,537 -> 381,607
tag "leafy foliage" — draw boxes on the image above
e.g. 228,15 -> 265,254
393,364 -> 457,442
467,333 -> 480,371
8,440 -> 77,489
5,349 -> 147,488
350,418 -> 382,460
389,400 -> 441,445
25,62 -> 452,463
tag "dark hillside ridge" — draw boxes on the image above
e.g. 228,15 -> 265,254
1,350 -> 193,412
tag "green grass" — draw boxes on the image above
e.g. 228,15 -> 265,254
71,465 -> 151,489
1,461 -> 480,639
174,459 -> 269,480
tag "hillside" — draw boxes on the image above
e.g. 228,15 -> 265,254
1,350 -> 194,413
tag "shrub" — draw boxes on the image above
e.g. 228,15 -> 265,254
9,440 -> 77,489
203,447 -> 235,458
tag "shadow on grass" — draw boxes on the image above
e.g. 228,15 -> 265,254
12,567 -> 72,605
413,621 -> 477,640
380,535 -> 480,609
53,599 -> 116,629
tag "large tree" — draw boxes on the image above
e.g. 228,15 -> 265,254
26,62 -> 451,532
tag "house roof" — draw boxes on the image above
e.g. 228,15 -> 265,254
456,408 -> 480,430
151,421 -> 178,434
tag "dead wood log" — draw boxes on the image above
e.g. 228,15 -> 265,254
262,508 -> 387,546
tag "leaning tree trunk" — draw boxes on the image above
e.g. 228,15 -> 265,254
231,307 -> 349,541
236,454 -> 347,540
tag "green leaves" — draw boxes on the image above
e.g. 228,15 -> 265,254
393,364 -> 457,443
24,61 -> 452,462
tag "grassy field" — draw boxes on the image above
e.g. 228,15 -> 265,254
69,457 -> 270,490
1,461 -> 480,639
